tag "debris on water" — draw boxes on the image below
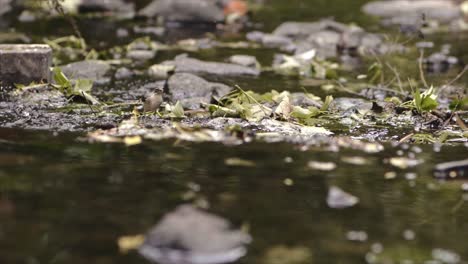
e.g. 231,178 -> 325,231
307,161 -> 336,171
346,230 -> 368,242
283,178 -> 294,186
402,229 -> 415,241
434,159 -> 468,179
118,235 -> 145,254
284,157 -> 293,163
462,183 -> 468,192
341,156 -> 368,165
138,205 -> 251,264
404,172 -> 417,181
388,157 -> 423,169
432,248 -> 461,264
262,245 -> 313,264
384,171 -> 397,180
224,158 -> 256,167
327,186 -> 359,209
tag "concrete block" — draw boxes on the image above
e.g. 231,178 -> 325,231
0,44 -> 52,88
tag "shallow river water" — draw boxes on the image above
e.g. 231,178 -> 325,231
1,0 -> 468,264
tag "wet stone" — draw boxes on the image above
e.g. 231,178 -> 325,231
60,60 -> 111,81
362,0 -> 462,26
139,204 -> 251,264
163,55 -> 260,77
168,73 -> 231,109
327,186 -> 359,209
0,0 -> 12,18
227,55 -> 260,69
0,44 -> 52,89
139,0 -> 225,22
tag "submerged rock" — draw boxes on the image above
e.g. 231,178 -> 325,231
326,186 -> 359,209
162,55 -> 260,76
60,60 -> 111,81
168,73 -> 231,109
433,159 -> 468,180
139,205 -> 251,264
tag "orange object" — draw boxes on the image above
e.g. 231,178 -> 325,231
224,0 -> 248,16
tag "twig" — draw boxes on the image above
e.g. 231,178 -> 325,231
437,65 -> 468,95
418,49 -> 429,88
398,133 -> 414,144
385,62 -> 405,94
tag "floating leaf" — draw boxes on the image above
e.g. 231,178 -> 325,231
225,158 -> 256,167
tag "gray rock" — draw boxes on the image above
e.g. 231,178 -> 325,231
329,98 -> 373,113
327,186 -> 359,209
227,55 -> 260,69
424,52 -> 458,73
0,0 -> 12,17
126,50 -> 156,61
362,0 -> 461,24
273,20 -> 358,39
139,0 -> 225,22
133,26 -> 165,37
148,64 -> 176,80
139,205 -> 251,264
260,34 -> 295,50
60,60 -> 111,81
163,55 -> 260,76
168,73 -> 231,109
0,44 -> 52,88
78,0 -> 135,16
114,67 -> 134,80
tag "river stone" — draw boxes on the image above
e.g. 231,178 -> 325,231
0,0 -> 12,17
78,0 -> 135,14
227,55 -> 260,69
139,205 -> 251,264
163,55 -> 260,76
327,186 -> 359,209
362,0 -> 461,24
139,0 -> 225,22
0,44 -> 52,88
168,73 -> 231,109
60,60 -> 111,81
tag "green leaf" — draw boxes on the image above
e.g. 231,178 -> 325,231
321,95 -> 333,112
53,67 -> 71,89
417,86 -> 438,112
73,79 -> 93,94
449,97 -> 468,111
171,101 -> 185,118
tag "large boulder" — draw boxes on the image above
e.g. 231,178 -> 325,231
168,73 -> 231,109
162,55 -> 260,76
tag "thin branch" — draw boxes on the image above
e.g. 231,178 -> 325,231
385,62 -> 404,94
418,49 -> 429,88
